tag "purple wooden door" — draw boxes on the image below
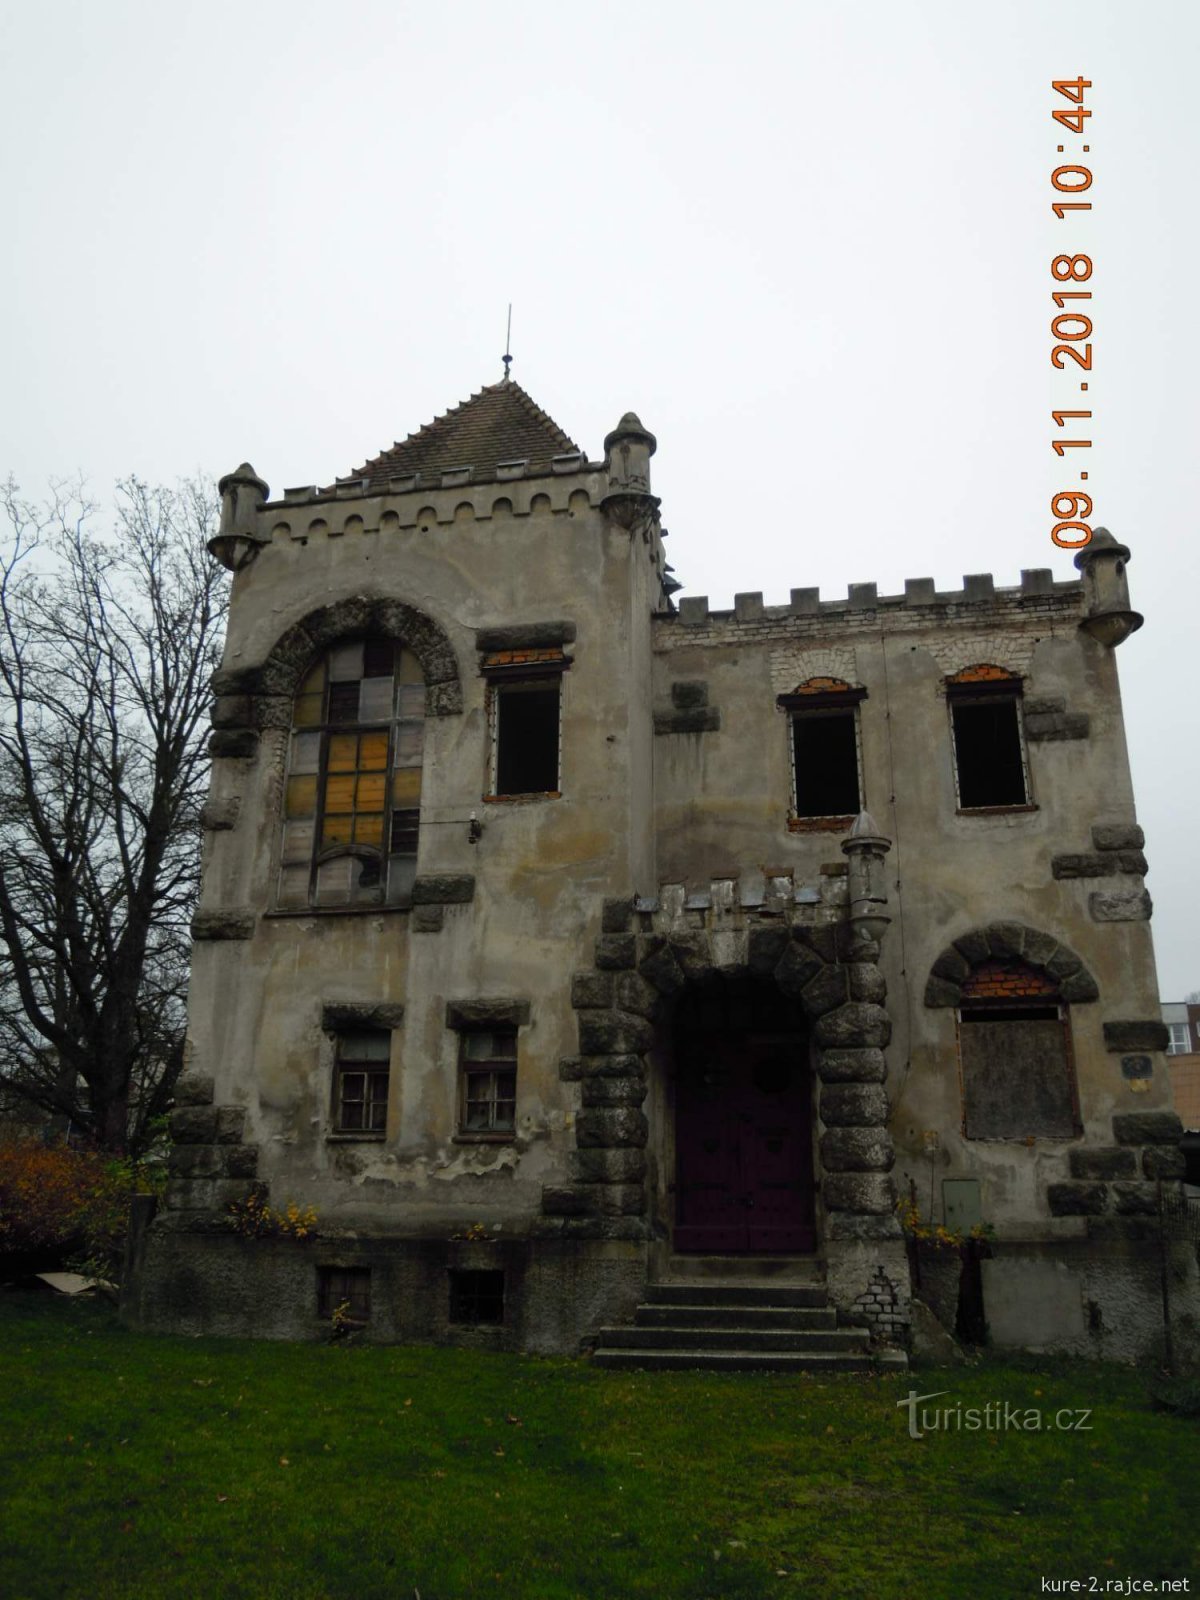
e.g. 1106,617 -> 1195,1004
675,1035 -> 815,1254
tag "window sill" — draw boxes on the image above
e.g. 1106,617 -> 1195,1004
955,804 -> 1039,817
452,1132 -> 516,1145
265,900 -> 413,919
326,1132 -> 387,1143
786,814 -> 855,833
483,792 -> 561,805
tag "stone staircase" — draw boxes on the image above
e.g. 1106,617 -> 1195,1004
592,1263 -> 907,1373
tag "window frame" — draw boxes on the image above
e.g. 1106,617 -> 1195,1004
456,1028 -> 518,1142
1167,1022 -> 1191,1057
276,637 -> 425,914
955,995 -> 1081,1141
776,683 -> 866,830
481,650 -> 569,802
945,674 -> 1034,814
331,1028 -> 392,1139
317,1265 -> 371,1324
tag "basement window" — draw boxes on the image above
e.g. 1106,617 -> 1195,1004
957,962 -> 1079,1139
318,1266 -> 371,1324
946,667 -> 1029,810
449,1269 -> 505,1326
777,679 -> 865,826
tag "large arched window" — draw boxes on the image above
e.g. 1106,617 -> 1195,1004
277,638 -> 424,909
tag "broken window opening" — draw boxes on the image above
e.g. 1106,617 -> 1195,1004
493,681 -> 561,796
449,1269 -> 505,1326
334,1029 -> 391,1134
791,708 -> 861,818
948,681 -> 1029,810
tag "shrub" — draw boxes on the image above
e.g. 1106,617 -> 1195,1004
0,1135 -> 163,1278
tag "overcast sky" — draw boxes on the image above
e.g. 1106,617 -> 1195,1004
1,0 -> 1196,994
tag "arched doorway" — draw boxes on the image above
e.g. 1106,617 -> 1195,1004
671,976 -> 816,1253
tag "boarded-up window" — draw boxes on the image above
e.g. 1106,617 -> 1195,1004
959,1004 -> 1079,1139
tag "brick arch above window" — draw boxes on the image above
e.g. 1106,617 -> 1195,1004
945,663 -> 1020,687
924,923 -> 1099,1008
210,594 -> 463,730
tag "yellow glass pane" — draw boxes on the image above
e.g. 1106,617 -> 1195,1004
285,775 -> 318,818
324,774 -> 356,813
360,731 -> 389,770
292,693 -> 322,728
328,734 -> 358,772
321,815 -> 354,848
356,773 -> 387,811
300,662 -> 325,695
354,813 -> 385,848
397,647 -> 423,684
392,766 -> 422,803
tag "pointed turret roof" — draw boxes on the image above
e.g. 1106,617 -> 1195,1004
338,380 -> 581,491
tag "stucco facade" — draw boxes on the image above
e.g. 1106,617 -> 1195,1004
124,379 -> 1195,1363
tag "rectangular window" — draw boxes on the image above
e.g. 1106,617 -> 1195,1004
950,694 -> 1029,809
449,1269 -> 505,1326
460,1030 -> 517,1135
318,1266 -> 371,1323
335,1030 -> 391,1133
959,1005 -> 1079,1139
791,708 -> 861,818
493,681 -> 561,796
1168,1023 -> 1191,1056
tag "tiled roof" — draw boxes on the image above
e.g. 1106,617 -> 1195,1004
338,380 -> 581,491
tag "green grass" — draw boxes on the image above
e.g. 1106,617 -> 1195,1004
0,1291 -> 1196,1599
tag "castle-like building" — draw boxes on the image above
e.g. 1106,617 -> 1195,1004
125,377 -> 1192,1364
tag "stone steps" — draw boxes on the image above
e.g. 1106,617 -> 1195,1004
592,1277 -> 908,1373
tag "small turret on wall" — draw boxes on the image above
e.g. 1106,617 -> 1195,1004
1075,528 -> 1143,647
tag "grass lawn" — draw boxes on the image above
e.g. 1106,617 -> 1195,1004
0,1290 -> 1197,1600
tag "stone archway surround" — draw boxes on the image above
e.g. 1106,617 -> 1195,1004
541,891 -> 902,1252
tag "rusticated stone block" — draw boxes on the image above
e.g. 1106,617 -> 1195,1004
654,706 -> 720,735
594,1184 -> 647,1216
931,947 -> 971,985
924,976 -> 962,1008
576,1010 -> 654,1055
191,910 -> 255,941
1092,823 -> 1145,852
822,1173 -> 896,1214
1090,889 -> 1152,922
1104,1021 -> 1170,1053
602,897 -> 634,933
847,963 -> 886,1004
1052,853 -> 1113,880
1024,695 -> 1066,717
801,963 -> 849,1017
570,972 -> 614,1010
446,998 -> 531,1030
580,1076 -> 647,1108
1120,1056 -> 1153,1082
476,620 -> 576,651
411,904 -> 445,933
827,1212 -> 902,1241
541,1185 -> 595,1217
209,728 -> 259,759
1112,1183 -> 1158,1217
211,694 -> 253,729
173,1073 -> 215,1107
169,1105 -> 218,1144
747,925 -> 789,976
1068,1147 -> 1136,1181
1047,1182 -> 1106,1216
1118,850 -> 1149,875
199,798 -> 240,832
670,680 -> 709,709
323,1002 -> 406,1031
985,922 -> 1028,960
594,934 -> 637,970
168,1144 -> 222,1179
575,1108 -> 649,1149
773,941 -> 824,998
1059,970 -> 1100,1003
953,930 -> 991,967
668,933 -> 714,984
412,874 -> 475,905
638,939 -> 685,995
797,925 -> 838,966
1112,1110 -> 1183,1144
815,1003 -> 891,1049
1025,711 -> 1089,741
613,972 -> 661,1020
1023,929 -> 1061,969
820,1083 -> 889,1127
562,1217 -> 648,1242
819,1126 -> 895,1173
559,1054 -> 645,1082
222,1145 -> 259,1179
1142,1146 -> 1186,1180
568,1148 -> 647,1184
214,1106 -> 247,1144
817,1048 -> 887,1084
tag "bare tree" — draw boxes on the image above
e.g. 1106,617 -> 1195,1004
0,476 -> 227,1153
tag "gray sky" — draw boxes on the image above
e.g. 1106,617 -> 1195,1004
2,0 -> 1196,994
